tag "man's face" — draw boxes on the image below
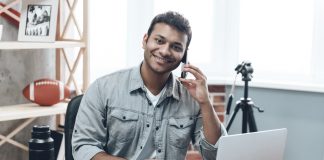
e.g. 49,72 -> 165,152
142,23 -> 188,75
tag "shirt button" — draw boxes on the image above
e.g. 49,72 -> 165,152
122,116 -> 126,120
146,124 -> 150,127
140,146 -> 143,149
158,149 -> 162,153
180,125 -> 183,128
156,105 -> 160,108
148,102 -> 152,105
155,126 -> 159,130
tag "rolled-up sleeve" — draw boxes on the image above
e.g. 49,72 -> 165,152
72,80 -> 107,160
194,118 -> 228,160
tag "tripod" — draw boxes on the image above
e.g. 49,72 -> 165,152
226,62 -> 264,133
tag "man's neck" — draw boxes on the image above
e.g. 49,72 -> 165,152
140,63 -> 170,95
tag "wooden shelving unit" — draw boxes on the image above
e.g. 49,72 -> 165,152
0,41 -> 86,49
0,102 -> 68,151
0,102 -> 68,122
0,0 -> 89,153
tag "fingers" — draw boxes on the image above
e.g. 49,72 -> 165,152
179,63 -> 207,90
182,63 -> 207,80
179,77 -> 196,84
179,78 -> 196,88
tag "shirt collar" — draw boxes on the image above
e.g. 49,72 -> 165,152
128,63 -> 180,101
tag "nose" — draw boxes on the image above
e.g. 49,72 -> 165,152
159,44 -> 171,56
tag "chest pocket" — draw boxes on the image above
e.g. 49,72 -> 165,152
108,109 -> 139,142
168,117 -> 194,149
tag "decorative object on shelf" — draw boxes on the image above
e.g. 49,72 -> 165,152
18,0 -> 58,42
22,78 -> 71,106
0,2 -> 21,27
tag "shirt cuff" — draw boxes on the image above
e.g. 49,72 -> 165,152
73,145 -> 104,160
200,123 -> 228,150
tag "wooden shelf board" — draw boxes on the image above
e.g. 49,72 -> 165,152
0,102 -> 68,121
0,41 -> 85,49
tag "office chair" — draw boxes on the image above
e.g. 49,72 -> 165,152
64,95 -> 83,160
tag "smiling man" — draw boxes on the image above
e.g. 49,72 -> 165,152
72,11 -> 226,160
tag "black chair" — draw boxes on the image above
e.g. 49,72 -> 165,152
64,95 -> 83,160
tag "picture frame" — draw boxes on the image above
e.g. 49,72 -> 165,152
18,0 -> 59,42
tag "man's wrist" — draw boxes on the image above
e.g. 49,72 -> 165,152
198,100 -> 213,109
91,152 -> 127,160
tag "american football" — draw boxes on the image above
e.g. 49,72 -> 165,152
22,79 -> 70,106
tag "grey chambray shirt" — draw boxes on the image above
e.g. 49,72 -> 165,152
72,64 -> 227,160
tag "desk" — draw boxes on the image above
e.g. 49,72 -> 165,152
0,102 -> 67,151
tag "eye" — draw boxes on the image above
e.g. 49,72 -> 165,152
172,45 -> 183,52
155,38 -> 164,44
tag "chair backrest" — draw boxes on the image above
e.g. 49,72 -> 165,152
64,95 -> 83,160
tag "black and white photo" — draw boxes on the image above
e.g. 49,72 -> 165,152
18,0 -> 58,42
25,5 -> 51,36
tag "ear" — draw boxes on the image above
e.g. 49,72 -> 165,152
142,34 -> 148,49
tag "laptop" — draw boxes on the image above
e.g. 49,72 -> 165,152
216,128 -> 287,160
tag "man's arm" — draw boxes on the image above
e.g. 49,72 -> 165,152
198,100 -> 221,144
179,63 -> 222,144
91,152 -> 126,160
72,80 -> 127,160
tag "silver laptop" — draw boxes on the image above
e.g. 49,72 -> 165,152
216,128 -> 287,160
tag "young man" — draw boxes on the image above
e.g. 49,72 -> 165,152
72,11 -> 226,160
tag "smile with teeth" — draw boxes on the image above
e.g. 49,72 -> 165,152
153,55 -> 172,63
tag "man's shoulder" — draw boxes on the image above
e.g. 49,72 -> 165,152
98,66 -> 136,82
87,67 -> 137,94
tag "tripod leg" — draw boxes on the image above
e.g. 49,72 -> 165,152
242,103 -> 248,133
247,104 -> 258,132
226,103 -> 240,132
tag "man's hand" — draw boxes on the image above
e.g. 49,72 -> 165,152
178,63 -> 210,105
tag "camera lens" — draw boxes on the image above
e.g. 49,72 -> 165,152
29,125 -> 55,160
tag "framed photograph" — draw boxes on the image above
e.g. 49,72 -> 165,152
18,0 -> 59,42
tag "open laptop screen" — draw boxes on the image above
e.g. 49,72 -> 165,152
216,128 -> 287,160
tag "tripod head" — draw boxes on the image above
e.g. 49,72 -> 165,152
235,61 -> 253,81
226,61 -> 254,114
